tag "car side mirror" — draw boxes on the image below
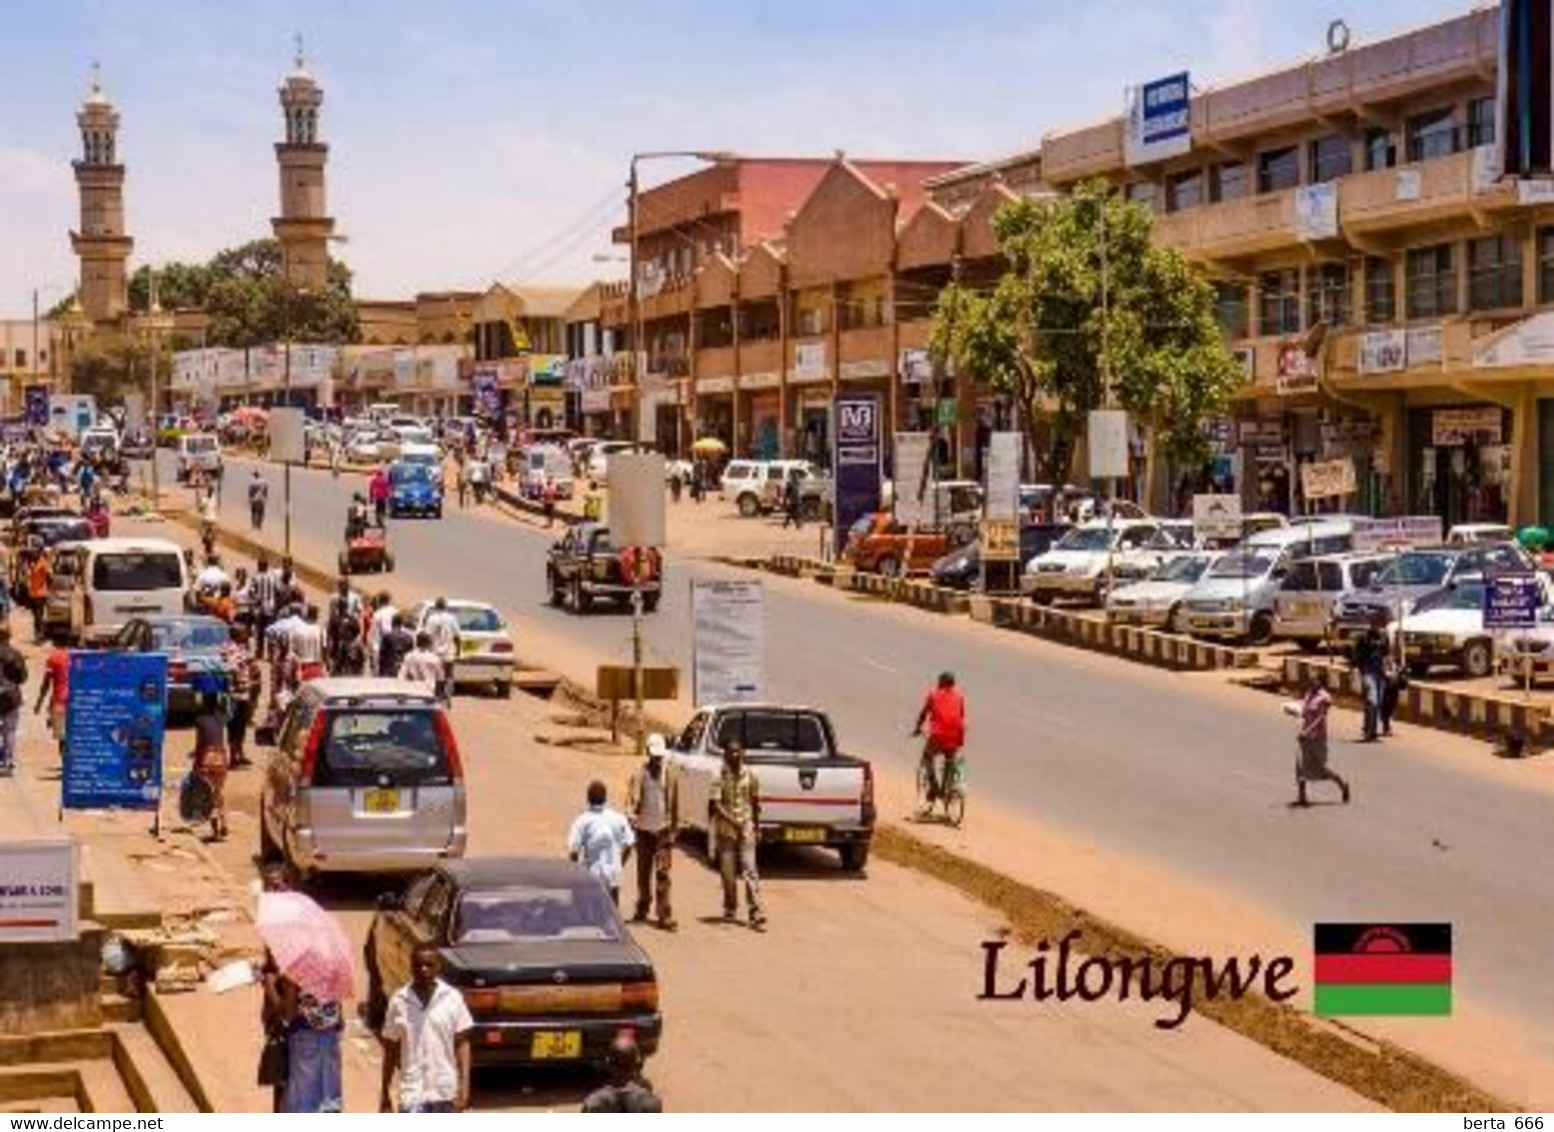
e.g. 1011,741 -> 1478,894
376,891 -> 402,911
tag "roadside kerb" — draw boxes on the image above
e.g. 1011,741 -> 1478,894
1279,656 -> 1549,748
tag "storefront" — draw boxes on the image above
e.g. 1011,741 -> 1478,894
1407,404 -> 1511,528
748,390 -> 780,459
696,376 -> 735,453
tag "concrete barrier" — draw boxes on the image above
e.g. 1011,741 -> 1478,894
1280,655 -> 1549,745
981,596 -> 1260,672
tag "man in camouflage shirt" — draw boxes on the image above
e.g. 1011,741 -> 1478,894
711,741 -> 765,931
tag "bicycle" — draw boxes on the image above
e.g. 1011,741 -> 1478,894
914,739 -> 966,828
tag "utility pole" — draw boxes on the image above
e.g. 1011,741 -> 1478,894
1100,203 -> 1118,605
629,157 -> 642,445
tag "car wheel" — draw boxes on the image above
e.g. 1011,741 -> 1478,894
737,494 -> 760,518
1247,612 -> 1274,647
1463,639 -> 1494,679
548,572 -> 565,607
839,843 -> 870,873
642,593 -> 660,614
1030,591 -> 1053,606
876,556 -> 901,579
1164,603 -> 1182,634
572,578 -> 593,613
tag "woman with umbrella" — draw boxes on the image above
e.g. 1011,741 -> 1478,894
258,890 -> 352,1113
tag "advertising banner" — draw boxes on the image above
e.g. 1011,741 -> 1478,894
1125,72 -> 1192,167
1485,573 -> 1540,630
985,431 -> 1022,522
24,385 -> 48,427
892,433 -> 933,527
609,453 -> 667,548
0,840 -> 79,943
1432,407 -> 1503,446
1087,409 -> 1129,479
1474,310 -> 1554,368
795,343 -> 827,381
691,579 -> 765,707
1358,330 -> 1407,374
1406,325 -> 1445,367
1192,493 -> 1243,542
1276,342 -> 1320,394
268,407 -> 306,464
1294,183 -> 1339,241
62,652 -> 168,813
899,348 -> 932,385
1351,516 -> 1444,552
832,393 -> 883,557
1300,457 -> 1356,500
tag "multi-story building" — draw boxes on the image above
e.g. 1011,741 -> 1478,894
948,5 -> 1551,527
594,155 -> 965,457
0,319 -> 58,413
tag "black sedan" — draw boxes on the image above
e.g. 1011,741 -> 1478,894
365,858 -> 662,1069
929,523 -> 1067,591
112,615 -> 231,716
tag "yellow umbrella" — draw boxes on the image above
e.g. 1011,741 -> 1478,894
692,437 -> 728,457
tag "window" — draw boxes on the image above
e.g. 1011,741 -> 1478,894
91,552 -> 184,591
1257,146 -> 1300,193
1308,134 -> 1353,183
1214,283 -> 1250,339
1468,234 -> 1523,310
1364,128 -> 1396,171
1364,257 -> 1396,324
1125,180 -> 1159,212
1406,244 -> 1457,318
1406,108 -> 1458,163
1306,263 -> 1351,328
313,709 -> 451,788
12,349 -> 23,368
1467,97 -> 1497,148
1259,269 -> 1301,336
1538,228 -> 1554,302
1210,161 -> 1246,203
1165,169 -> 1203,212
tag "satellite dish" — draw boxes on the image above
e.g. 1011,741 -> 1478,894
1327,19 -> 1351,53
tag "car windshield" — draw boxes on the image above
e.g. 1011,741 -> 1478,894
848,514 -> 876,539
454,607 -> 503,633
1054,527 -> 1114,552
1377,552 -> 1452,587
711,711 -> 829,758
453,884 -> 622,945
390,464 -> 434,485
1414,584 -> 1486,613
92,552 -> 183,591
312,709 -> 450,787
1154,555 -> 1212,583
149,620 -> 230,652
37,520 -> 93,545
1209,552 -> 1277,579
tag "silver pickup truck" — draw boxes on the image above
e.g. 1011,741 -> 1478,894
662,703 -> 875,872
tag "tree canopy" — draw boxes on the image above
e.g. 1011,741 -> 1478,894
931,179 -> 1243,484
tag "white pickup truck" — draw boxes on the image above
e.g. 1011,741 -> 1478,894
662,704 -> 875,872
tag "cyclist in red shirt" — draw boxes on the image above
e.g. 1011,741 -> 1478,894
913,671 -> 965,808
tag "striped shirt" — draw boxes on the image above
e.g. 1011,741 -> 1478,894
248,569 -> 281,616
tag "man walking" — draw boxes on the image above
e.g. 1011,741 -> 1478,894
248,556 -> 281,661
626,737 -> 678,931
0,627 -> 28,777
397,632 -> 444,694
1351,611 -> 1389,742
367,593 -> 397,677
423,598 -> 461,706
567,780 -> 634,906
711,741 -> 765,931
379,614 -> 416,680
379,946 -> 473,1114
781,472 -> 802,529
248,470 -> 268,531
369,466 -> 391,526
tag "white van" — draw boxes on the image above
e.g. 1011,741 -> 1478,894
176,434 -> 222,482
70,537 -> 190,643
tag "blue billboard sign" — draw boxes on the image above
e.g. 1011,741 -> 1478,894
1126,72 -> 1192,166
832,393 -> 882,557
62,652 -> 169,812
1484,573 -> 1541,631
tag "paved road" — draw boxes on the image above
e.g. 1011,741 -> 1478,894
168,455 -> 1554,1076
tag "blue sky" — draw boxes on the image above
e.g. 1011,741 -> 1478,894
3,0 -> 1466,315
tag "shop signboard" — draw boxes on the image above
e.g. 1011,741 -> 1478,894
1124,72 -> 1191,167
1275,342 -> 1320,394
691,580 -> 765,706
1406,325 -> 1444,367
1484,572 -> 1540,631
1293,183 -> 1339,241
0,840 -> 79,944
985,431 -> 1021,522
1473,310 -> 1554,368
892,432 -> 933,527
1192,493 -> 1242,542
900,348 -> 932,385
1351,516 -> 1444,552
1518,179 -> 1554,206
1395,169 -> 1422,201
981,518 -> 1019,562
62,652 -> 168,815
1300,456 -> 1356,500
1358,329 -> 1407,374
1237,420 -> 1285,446
832,394 -> 882,557
1432,407 -> 1503,446
794,343 -> 826,381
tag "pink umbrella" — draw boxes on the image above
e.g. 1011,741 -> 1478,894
256,891 -> 356,1004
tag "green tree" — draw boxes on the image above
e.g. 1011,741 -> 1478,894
68,337 -> 166,405
931,179 -> 1243,488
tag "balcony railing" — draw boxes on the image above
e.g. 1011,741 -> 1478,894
1152,187 -> 1299,263
1340,148 -> 1516,237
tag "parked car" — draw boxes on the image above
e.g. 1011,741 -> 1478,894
408,599 -> 515,697
175,433 -> 223,482
1494,603 -> 1554,685
730,460 -> 811,518
110,614 -> 231,716
1022,519 -> 1173,605
929,524 -> 1068,591
1446,523 -> 1514,545
363,858 -> 661,1065
1176,522 -> 1352,644
1271,552 -> 1392,651
68,537 -> 190,643
664,703 -> 874,872
1105,551 -> 1221,631
840,511 -> 952,577
387,460 -> 443,519
546,522 -> 662,613
80,425 -> 120,461
1330,542 -> 1533,641
259,677 -> 467,878
718,459 -> 763,500
1398,581 -> 1497,678
586,440 -> 651,484
119,430 -> 155,460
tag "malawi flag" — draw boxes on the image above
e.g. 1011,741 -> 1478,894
1313,923 -> 1452,1017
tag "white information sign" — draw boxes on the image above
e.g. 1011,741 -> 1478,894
1087,409 -> 1130,480
0,839 -> 79,943
268,407 -> 307,465
609,452 -> 667,548
1191,493 -> 1243,542
892,432 -> 933,527
985,431 -> 1021,522
1352,516 -> 1444,552
1300,457 -> 1357,501
692,579 -> 765,707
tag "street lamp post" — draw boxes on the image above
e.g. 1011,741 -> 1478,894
140,273 -> 175,513
627,151 -> 734,452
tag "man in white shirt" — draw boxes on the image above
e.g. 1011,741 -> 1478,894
379,946 -> 472,1114
367,593 -> 398,677
397,632 -> 444,694
567,780 -> 635,906
194,554 -> 230,595
289,605 -> 326,681
423,597 -> 461,706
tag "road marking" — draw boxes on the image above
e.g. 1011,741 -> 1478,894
1229,769 -> 1285,789
863,659 -> 900,675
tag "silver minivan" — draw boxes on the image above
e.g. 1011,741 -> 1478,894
1180,520 -> 1358,644
260,678 -> 467,878
1272,553 -> 1392,650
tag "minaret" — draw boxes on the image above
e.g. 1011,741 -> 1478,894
272,35 -> 336,291
71,64 -> 133,326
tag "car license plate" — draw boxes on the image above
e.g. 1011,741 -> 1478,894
363,788 -> 400,814
460,640 -> 480,656
783,827 -> 827,844
531,1031 -> 582,1060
